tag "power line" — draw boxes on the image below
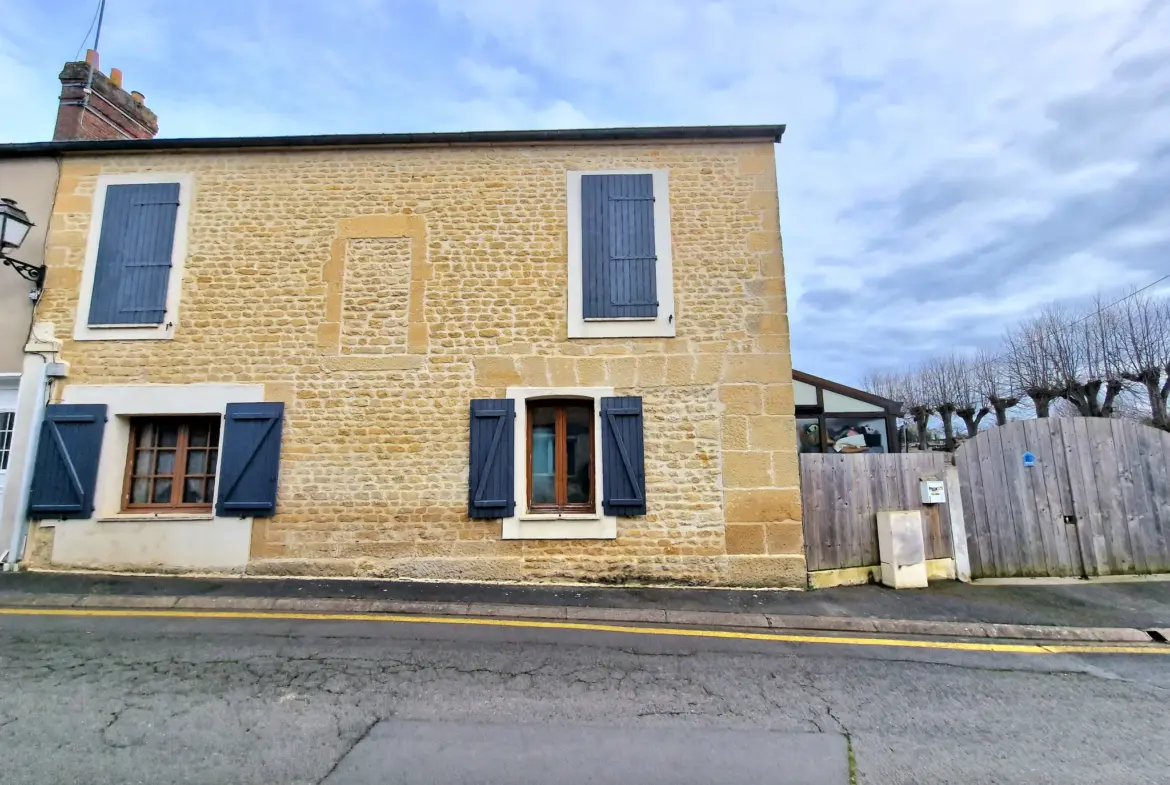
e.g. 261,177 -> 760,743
972,274 -> 1170,378
872,274 -> 1170,393
72,0 -> 103,61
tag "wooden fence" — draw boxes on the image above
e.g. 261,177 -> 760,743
800,452 -> 954,572
956,418 -> 1170,578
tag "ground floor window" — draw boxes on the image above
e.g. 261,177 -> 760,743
123,416 -> 220,512
0,411 -> 13,470
527,400 -> 594,513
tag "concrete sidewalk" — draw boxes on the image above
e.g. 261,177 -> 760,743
2,570 -> 1169,643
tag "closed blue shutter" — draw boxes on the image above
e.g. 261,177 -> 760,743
600,396 -> 646,516
581,174 -> 658,319
215,402 -> 284,517
468,399 -> 515,519
88,182 -> 180,326
28,404 -> 107,519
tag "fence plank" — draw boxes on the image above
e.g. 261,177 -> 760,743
1037,418 -> 1077,574
1088,419 -> 1136,573
992,423 -> 1029,577
1027,419 -> 1070,574
1140,427 -> 1170,572
1018,420 -> 1054,575
854,455 -> 878,567
959,437 -> 992,577
956,443 -> 982,577
800,456 -> 825,571
1065,418 -> 1109,576
1113,419 -> 1154,574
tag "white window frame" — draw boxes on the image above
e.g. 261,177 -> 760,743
503,386 -> 617,540
73,172 -> 195,342
566,169 -> 675,339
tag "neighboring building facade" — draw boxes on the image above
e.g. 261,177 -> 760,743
0,158 -> 58,566
793,370 -> 903,455
1,124 -> 804,586
0,53 -> 158,568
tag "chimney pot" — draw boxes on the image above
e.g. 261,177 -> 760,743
109,68 -> 123,88
85,49 -> 99,68
130,91 -> 145,104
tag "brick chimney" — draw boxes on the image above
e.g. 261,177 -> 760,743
53,50 -> 159,141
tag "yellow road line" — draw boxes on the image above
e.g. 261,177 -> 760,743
0,607 -> 1164,655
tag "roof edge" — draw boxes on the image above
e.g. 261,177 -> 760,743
0,124 -> 786,158
792,369 -> 904,414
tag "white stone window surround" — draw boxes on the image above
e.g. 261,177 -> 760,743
73,172 -> 195,342
566,169 -> 676,339
503,386 -> 617,540
43,383 -> 262,572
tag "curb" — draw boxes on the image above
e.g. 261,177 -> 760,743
0,591 -> 1160,643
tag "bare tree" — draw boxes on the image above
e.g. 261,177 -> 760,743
922,356 -> 964,450
972,348 -> 1018,425
948,353 -> 991,437
861,369 -> 904,404
1049,300 -> 1124,418
1003,312 -> 1064,417
1111,289 -> 1170,430
869,367 -> 933,451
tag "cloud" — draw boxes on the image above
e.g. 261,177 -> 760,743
3,0 -> 1168,386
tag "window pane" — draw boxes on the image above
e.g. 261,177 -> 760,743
564,405 -> 592,504
205,477 -> 215,503
134,449 -> 152,474
797,418 -> 821,453
186,450 -> 207,475
183,477 -> 205,504
130,477 -> 150,504
155,450 -> 176,475
825,417 -> 888,454
188,424 -> 209,447
158,423 -> 179,447
136,423 -> 156,448
530,405 -> 556,505
152,478 -> 173,504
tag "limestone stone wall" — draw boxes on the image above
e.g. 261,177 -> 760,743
33,139 -> 803,586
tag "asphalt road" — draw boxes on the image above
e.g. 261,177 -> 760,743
0,612 -> 1167,785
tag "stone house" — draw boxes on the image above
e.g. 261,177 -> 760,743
0,99 -> 802,585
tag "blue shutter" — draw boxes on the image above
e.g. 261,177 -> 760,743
600,396 -> 646,516
468,399 -> 515,519
215,403 -> 284,517
27,404 -> 107,519
581,174 -> 658,319
88,182 -> 180,326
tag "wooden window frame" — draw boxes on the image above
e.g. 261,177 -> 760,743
525,399 -> 595,514
122,416 -> 220,513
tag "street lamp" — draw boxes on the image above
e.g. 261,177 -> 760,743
0,197 -> 43,289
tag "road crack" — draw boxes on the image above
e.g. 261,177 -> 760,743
315,718 -> 379,784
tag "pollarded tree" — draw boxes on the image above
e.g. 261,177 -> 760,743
1111,289 -> 1170,430
972,348 -> 1019,425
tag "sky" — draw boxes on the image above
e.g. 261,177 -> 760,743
2,0 -> 1168,385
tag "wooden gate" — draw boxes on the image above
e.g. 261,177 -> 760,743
956,418 -> 1170,578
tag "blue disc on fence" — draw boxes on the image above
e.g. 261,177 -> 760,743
1022,451 -> 1036,467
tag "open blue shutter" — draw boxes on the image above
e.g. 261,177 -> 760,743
88,182 -> 180,326
581,174 -> 658,319
27,404 -> 106,519
600,396 -> 646,516
468,399 -> 515,519
216,402 -> 284,517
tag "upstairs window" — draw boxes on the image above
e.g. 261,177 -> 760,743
567,170 -> 675,339
74,174 -> 193,342
89,183 -> 181,326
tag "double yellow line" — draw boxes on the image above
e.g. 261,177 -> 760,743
1,606 -> 1166,655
